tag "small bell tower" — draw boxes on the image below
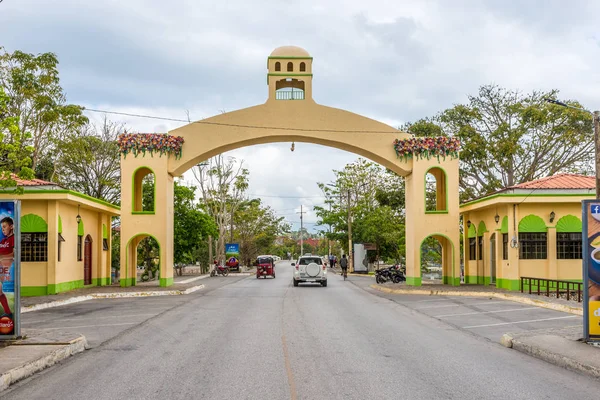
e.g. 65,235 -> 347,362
267,46 -> 313,102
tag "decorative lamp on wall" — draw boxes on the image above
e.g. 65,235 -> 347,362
467,220 -> 472,228
76,205 -> 82,224
494,214 -> 500,224
549,211 -> 555,223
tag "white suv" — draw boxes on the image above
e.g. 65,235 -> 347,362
292,256 -> 327,287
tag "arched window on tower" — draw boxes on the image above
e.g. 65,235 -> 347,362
300,62 -> 306,72
287,62 -> 293,72
133,167 -> 156,214
275,62 -> 281,71
424,167 -> 447,213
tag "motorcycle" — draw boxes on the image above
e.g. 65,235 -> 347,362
210,262 -> 230,277
375,265 -> 405,284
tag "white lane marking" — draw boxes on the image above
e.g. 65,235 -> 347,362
463,315 -> 578,329
177,275 -> 210,284
26,322 -> 138,331
416,301 -> 507,310
22,313 -> 157,325
434,307 -> 539,318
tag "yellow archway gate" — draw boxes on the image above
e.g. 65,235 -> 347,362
119,46 -> 461,288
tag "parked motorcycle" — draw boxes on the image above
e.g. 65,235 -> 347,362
375,265 -> 405,284
210,263 -> 230,277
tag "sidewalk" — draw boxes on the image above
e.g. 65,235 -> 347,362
363,277 -> 600,380
0,330 -> 87,392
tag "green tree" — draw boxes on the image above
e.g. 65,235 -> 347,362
52,117 -> 122,203
234,199 -> 289,267
0,48 -> 88,172
0,86 -> 34,189
173,182 -> 218,265
406,85 -> 594,200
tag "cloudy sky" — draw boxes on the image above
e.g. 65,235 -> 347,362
1,0 -> 599,232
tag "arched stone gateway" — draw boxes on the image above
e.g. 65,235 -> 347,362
119,46 -> 460,287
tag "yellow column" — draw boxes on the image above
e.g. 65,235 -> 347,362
547,226 -> 558,280
47,201 -> 58,294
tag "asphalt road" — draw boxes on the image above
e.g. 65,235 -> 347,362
3,262 -> 600,400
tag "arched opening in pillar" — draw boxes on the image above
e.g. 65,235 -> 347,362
133,167 -> 156,213
122,234 -> 161,287
275,78 -> 305,100
425,167 -> 447,213
420,234 -> 456,285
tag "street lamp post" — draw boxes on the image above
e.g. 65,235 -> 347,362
544,99 -> 600,198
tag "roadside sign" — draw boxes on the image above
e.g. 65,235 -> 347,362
0,200 -> 20,339
582,200 -> 600,341
225,243 -> 239,255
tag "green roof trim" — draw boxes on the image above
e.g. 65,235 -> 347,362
477,221 -> 488,237
460,192 -> 594,208
0,189 -> 120,210
58,215 -> 62,234
21,214 -> 48,233
102,224 -> 108,239
78,219 -> 84,236
468,224 -> 477,238
556,215 -> 582,233
519,214 -> 547,233
500,216 -> 508,234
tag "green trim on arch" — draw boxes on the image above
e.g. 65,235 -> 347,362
468,224 -> 477,238
518,214 -> 547,233
500,216 -> 508,234
102,224 -> 108,239
406,277 -> 422,286
160,277 -> 173,287
21,214 -> 48,233
477,221 -> 488,237
556,215 -> 582,233
58,215 -> 63,234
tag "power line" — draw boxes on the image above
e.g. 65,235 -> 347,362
247,193 -> 326,199
84,108 -> 401,134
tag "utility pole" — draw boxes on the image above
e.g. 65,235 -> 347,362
594,111 -> 600,199
208,235 -> 212,274
297,205 -> 306,256
328,203 -> 332,256
347,190 -> 353,272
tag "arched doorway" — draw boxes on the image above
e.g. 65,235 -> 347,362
420,234 -> 456,285
122,234 -> 161,287
84,235 -> 93,285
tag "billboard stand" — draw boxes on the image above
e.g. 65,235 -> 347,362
582,200 -> 600,342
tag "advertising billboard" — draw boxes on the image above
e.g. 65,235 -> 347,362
582,200 -> 600,341
0,200 -> 20,339
225,243 -> 239,255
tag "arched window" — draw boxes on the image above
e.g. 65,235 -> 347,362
556,215 -> 582,259
424,167 -> 447,212
477,221 -> 487,261
20,214 -> 48,262
133,167 -> 156,213
468,223 -> 477,261
518,215 -> 547,259
287,62 -> 293,72
300,62 -> 306,72
275,62 -> 281,71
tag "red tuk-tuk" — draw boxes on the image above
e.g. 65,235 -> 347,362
256,256 -> 275,279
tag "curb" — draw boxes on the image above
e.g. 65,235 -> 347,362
21,284 -> 205,314
0,335 -> 87,392
500,334 -> 600,380
369,285 -> 583,316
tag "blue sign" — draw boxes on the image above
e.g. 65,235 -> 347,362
225,243 -> 239,255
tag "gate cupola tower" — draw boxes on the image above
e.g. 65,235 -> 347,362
267,46 -> 313,101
